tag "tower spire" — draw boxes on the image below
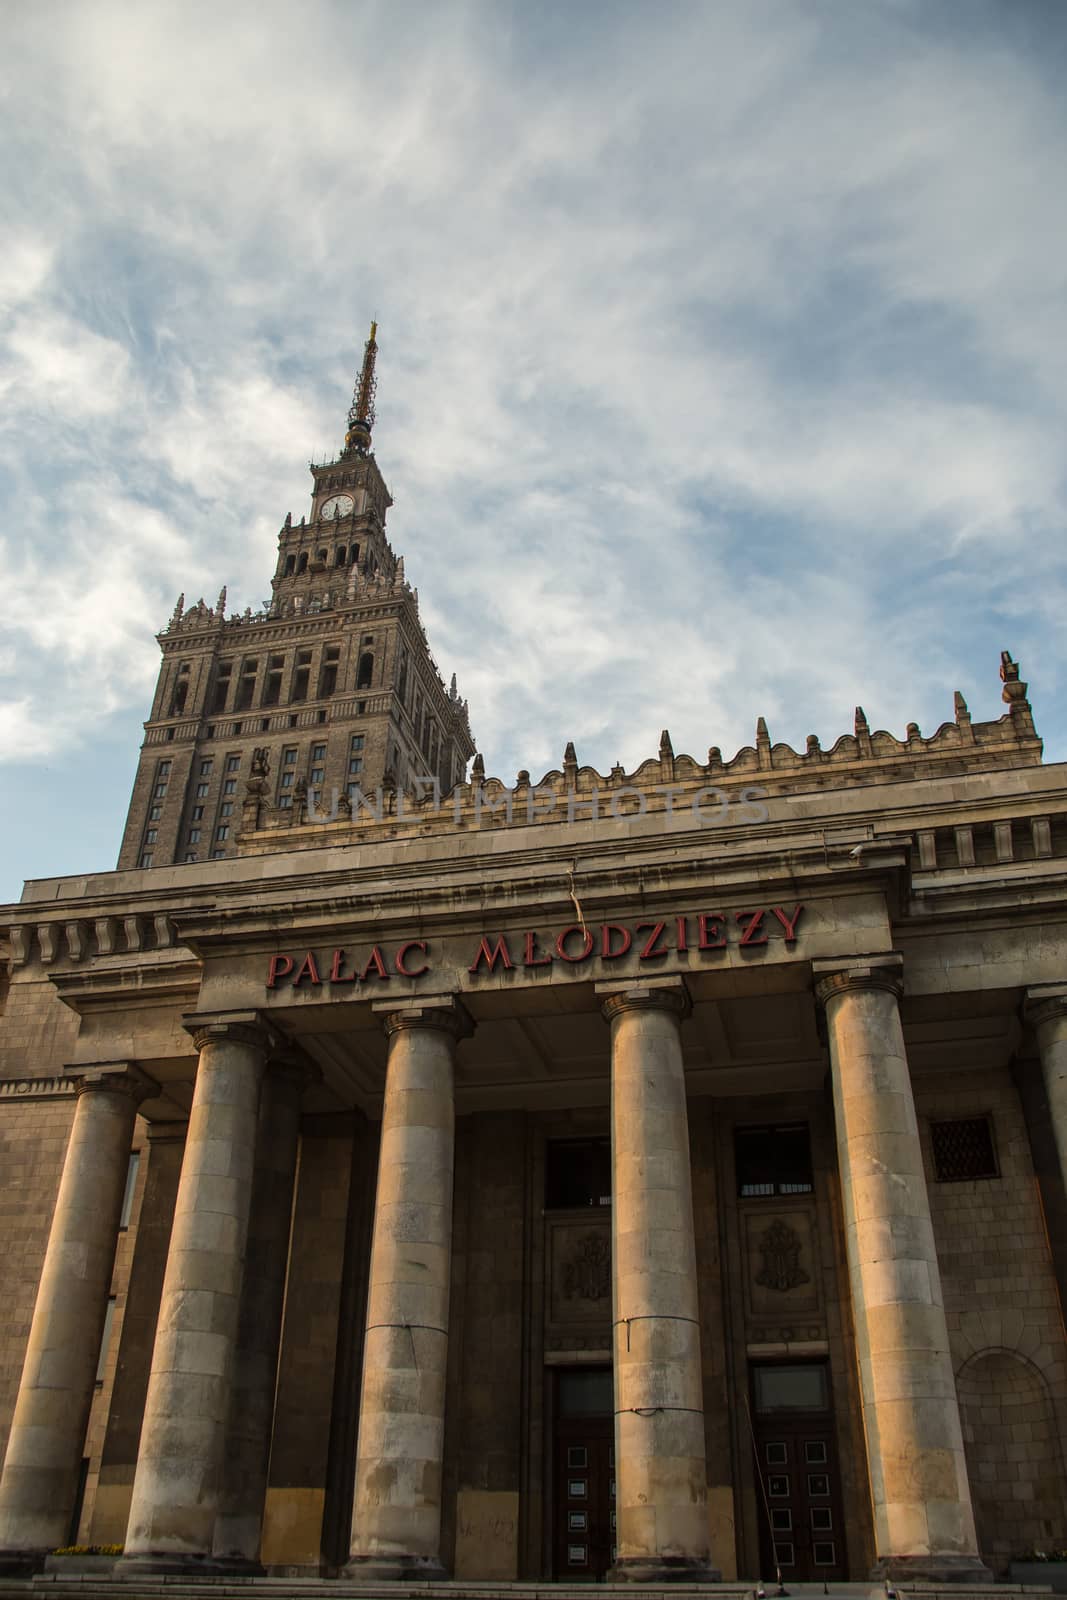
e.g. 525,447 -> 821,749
344,320 -> 378,455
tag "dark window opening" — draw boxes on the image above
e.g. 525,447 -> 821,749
169,663 -> 190,717
262,653 -> 284,707
296,551 -> 308,575
316,548 -> 328,563
234,658 -> 258,712
349,542 -> 360,564
546,1137 -> 611,1209
210,661 -> 233,714
558,1366 -> 613,1418
335,545 -> 347,565
319,644 -> 340,698
736,1123 -> 813,1197
283,553 -> 296,576
291,649 -> 312,703
357,652 -> 374,690
931,1117 -> 998,1182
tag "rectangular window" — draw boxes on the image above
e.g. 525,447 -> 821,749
211,848 -> 225,858
223,779 -> 236,796
185,851 -> 197,863
234,657 -> 258,712
312,743 -> 326,761
735,1123 -> 813,1197
545,1138 -> 611,1208
753,1364 -> 829,1415
284,748 -> 297,764
310,767 -> 324,785
210,661 -> 233,714
262,653 -> 284,707
188,828 -> 201,843
196,783 -> 209,798
191,805 -> 203,821
290,649 -> 312,703
216,825 -> 229,841
351,734 -> 365,751
931,1117 -> 998,1182
199,759 -> 212,777
149,805 -> 161,821
158,761 -> 171,777
349,757 -> 363,775
119,1151 -> 141,1229
153,783 -> 167,800
220,802 -> 233,817
139,852 -> 153,868
281,772 -> 294,788
95,1296 -> 117,1383
278,794 -> 292,808
144,829 -> 157,845
226,755 -> 240,772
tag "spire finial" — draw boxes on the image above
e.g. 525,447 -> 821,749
344,320 -> 378,455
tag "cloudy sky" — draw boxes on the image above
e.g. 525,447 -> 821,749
1,0 -> 1065,901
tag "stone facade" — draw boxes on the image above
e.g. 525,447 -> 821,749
2,346 -> 1067,1585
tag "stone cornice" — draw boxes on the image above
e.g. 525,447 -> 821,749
0,1075 -> 78,1102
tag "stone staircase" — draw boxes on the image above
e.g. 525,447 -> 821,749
0,1580 -> 1053,1600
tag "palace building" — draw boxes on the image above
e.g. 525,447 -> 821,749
2,330 -> 1067,1590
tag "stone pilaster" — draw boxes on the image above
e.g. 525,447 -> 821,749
814,957 -> 988,1584
212,1057 -> 308,1568
599,979 -> 716,1584
346,998 -> 471,1582
0,1066 -> 154,1569
1024,985 -> 1067,1200
120,1013 -> 274,1573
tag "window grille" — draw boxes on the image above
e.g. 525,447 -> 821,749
930,1117 -> 997,1182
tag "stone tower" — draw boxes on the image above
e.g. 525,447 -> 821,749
117,325 -> 475,870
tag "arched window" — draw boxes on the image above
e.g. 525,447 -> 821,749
284,554 -> 296,576
357,652 -> 374,690
296,552 -> 308,575
349,543 -> 360,564
335,545 -> 347,566
317,548 -> 328,564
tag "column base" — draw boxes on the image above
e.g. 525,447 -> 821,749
608,1554 -> 721,1583
117,1552 -> 232,1577
0,1551 -> 46,1577
874,1553 -> 994,1585
344,1553 -> 448,1582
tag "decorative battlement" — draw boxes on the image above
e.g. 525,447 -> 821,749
234,652 -> 1041,851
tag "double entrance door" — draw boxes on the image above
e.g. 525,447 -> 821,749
750,1361 -> 846,1581
552,1366 -> 615,1581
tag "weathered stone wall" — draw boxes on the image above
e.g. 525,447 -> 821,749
449,1111 -> 526,1581
917,1063 -> 1067,1573
261,1122 -> 358,1568
0,976 -> 79,1079
0,1093 -> 74,1473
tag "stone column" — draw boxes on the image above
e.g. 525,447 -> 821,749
600,979 -> 717,1583
815,957 -> 988,1583
212,1058 -> 306,1568
121,1012 -> 274,1572
346,998 -> 470,1581
1024,985 -> 1067,1197
0,1066 -> 154,1568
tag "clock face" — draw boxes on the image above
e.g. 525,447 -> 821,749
320,493 -> 354,520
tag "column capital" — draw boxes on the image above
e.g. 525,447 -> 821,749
813,954 -> 903,1009
1024,983 -> 1067,1029
374,995 -> 473,1042
68,1062 -> 159,1106
182,1010 -> 278,1054
597,977 -> 690,1024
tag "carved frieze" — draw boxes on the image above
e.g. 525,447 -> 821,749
546,1215 -> 612,1335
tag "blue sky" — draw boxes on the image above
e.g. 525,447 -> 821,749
1,0 -> 1066,902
